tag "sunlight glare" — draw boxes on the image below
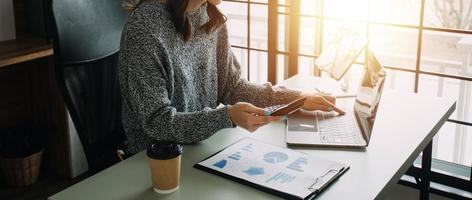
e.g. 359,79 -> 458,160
324,0 -> 368,20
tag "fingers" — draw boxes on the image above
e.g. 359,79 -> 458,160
310,94 -> 336,108
321,94 -> 336,104
241,103 -> 266,116
303,94 -> 342,113
244,115 -> 282,132
315,104 -> 334,112
316,95 -> 346,115
319,95 -> 336,107
230,102 -> 285,133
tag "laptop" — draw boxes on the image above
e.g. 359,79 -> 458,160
286,50 -> 387,147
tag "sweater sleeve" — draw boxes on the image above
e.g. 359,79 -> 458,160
217,25 -> 302,108
119,17 -> 233,144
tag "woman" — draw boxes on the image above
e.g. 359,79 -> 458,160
119,0 -> 336,154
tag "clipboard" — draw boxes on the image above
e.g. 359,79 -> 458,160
194,138 -> 349,200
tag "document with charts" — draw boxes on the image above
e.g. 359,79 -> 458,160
194,138 -> 349,200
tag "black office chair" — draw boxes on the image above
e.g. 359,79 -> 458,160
47,0 -> 128,173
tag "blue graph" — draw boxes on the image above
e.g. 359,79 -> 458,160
266,172 -> 296,183
243,167 -> 264,176
228,152 -> 241,160
213,159 -> 227,169
242,143 -> 254,152
287,157 -> 308,172
263,152 -> 288,164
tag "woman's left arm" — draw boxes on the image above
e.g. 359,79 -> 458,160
215,25 -> 301,107
216,25 -> 335,110
217,52 -> 300,107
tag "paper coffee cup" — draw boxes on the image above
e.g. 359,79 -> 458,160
147,142 -> 183,194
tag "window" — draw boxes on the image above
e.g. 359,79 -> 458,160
219,0 -> 472,168
219,0 -> 270,84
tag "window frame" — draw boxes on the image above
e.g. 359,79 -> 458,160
222,0 -> 472,124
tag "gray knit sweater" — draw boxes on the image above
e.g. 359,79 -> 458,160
119,1 -> 300,154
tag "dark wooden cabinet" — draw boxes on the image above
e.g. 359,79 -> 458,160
0,36 -> 71,178
0,0 -> 74,198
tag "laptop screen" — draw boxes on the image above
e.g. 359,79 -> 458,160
353,50 -> 387,142
315,28 -> 368,81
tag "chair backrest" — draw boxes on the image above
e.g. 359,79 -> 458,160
48,0 -> 128,173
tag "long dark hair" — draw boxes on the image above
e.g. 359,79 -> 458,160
123,0 -> 226,42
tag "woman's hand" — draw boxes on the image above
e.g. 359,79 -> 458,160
228,102 -> 281,132
301,93 -> 337,112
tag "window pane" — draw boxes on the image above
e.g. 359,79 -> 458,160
421,30 -> 472,78
278,6 -> 288,14
369,25 -> 419,70
323,20 -> 367,63
249,50 -> 268,84
299,56 -> 315,76
322,65 -> 416,96
432,121 -> 472,166
278,14 -> 289,52
370,0 -> 421,25
318,64 -> 364,94
418,75 -> 472,122
419,75 -> 472,167
220,2 -> 248,47
250,4 -> 268,49
299,17 -> 320,56
277,54 -> 288,83
319,64 -> 416,95
323,64 -> 365,94
300,0 -> 321,16
279,0 -> 290,6
323,20 -> 367,46
251,0 -> 267,3
464,125 -> 472,166
384,70 -> 416,93
231,47 -> 249,80
324,0 -> 368,21
424,0 -> 472,30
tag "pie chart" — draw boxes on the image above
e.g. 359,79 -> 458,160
263,152 -> 288,164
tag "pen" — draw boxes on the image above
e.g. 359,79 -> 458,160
315,88 -> 356,98
315,88 -> 346,115
334,94 -> 357,99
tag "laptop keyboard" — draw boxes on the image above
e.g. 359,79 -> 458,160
316,112 -> 362,144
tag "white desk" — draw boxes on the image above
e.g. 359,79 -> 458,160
50,75 -> 456,200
